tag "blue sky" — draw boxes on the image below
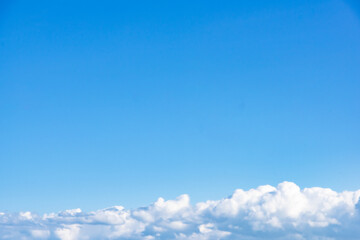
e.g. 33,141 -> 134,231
1,0 -> 360,214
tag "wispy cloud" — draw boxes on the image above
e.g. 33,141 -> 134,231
1,182 -> 360,239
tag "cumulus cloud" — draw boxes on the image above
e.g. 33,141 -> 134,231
1,182 -> 360,239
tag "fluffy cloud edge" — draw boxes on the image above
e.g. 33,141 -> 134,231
1,181 -> 360,240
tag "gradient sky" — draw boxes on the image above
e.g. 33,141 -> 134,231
1,0 -> 360,213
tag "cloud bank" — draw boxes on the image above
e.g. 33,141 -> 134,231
1,182 -> 360,240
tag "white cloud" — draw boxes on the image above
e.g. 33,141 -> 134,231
30,229 -> 50,239
1,182 -> 360,239
55,225 -> 80,240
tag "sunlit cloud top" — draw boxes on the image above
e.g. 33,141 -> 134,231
1,182 -> 360,240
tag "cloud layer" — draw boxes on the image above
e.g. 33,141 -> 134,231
1,182 -> 360,240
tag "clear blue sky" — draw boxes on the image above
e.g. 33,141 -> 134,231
1,0 -> 359,213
